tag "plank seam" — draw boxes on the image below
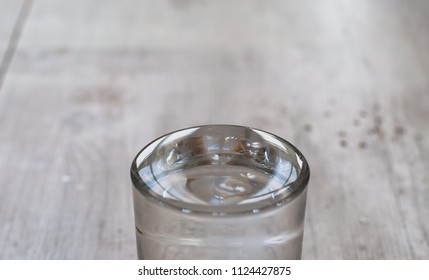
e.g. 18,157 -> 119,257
0,0 -> 34,92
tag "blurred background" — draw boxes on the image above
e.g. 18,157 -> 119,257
0,0 -> 428,259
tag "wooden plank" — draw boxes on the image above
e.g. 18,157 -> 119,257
0,0 -> 428,259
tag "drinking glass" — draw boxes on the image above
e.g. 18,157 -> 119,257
130,125 -> 310,259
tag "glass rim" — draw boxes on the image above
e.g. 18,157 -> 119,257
130,124 -> 310,215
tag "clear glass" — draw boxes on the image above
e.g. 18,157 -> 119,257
130,125 -> 310,259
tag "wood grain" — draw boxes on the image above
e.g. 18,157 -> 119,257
0,0 -> 428,259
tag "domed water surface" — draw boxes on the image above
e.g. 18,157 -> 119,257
132,125 -> 308,214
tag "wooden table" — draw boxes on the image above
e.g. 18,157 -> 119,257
1,0 -> 428,259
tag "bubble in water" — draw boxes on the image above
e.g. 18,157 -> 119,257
162,190 -> 168,198
166,147 -> 182,167
211,194 -> 225,204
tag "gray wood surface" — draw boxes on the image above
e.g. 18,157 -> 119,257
0,0 -> 428,259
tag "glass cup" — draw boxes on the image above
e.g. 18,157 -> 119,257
130,125 -> 310,259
